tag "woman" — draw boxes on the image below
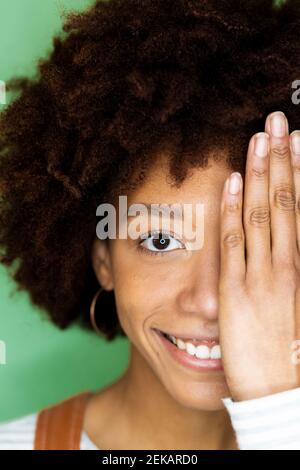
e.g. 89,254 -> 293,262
0,0 -> 300,450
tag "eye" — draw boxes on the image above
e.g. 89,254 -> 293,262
138,230 -> 185,256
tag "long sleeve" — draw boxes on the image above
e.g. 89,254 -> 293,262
222,387 -> 300,449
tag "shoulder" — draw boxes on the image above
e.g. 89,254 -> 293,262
0,390 -> 97,450
0,412 -> 37,450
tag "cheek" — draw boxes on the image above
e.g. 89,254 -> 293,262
113,275 -> 165,339
112,263 -> 177,343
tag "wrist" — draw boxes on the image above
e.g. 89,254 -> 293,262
229,381 -> 300,402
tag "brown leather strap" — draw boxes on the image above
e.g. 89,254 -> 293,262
34,390 -> 94,450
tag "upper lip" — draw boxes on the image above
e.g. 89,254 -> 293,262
154,328 -> 219,343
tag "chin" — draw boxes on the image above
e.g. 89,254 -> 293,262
160,374 -> 230,411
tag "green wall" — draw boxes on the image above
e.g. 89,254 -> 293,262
0,0 -> 128,423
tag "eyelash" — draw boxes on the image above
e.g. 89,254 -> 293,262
136,230 -> 185,257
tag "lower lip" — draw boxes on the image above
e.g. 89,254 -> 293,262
154,329 -> 224,372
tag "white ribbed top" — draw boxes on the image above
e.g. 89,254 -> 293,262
1,387 -> 300,450
222,387 -> 300,449
0,412 -> 99,450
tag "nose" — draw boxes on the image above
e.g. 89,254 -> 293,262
176,247 -> 220,323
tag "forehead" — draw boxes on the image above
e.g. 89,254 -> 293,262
127,153 -> 232,207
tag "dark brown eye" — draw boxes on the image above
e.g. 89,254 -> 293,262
138,231 -> 185,255
152,232 -> 171,250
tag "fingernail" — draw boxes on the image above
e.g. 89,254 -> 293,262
291,132 -> 300,155
254,133 -> 268,157
228,173 -> 241,195
270,112 -> 288,137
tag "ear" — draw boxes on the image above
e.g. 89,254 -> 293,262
91,238 -> 114,290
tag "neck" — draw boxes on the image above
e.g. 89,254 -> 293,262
108,344 -> 237,450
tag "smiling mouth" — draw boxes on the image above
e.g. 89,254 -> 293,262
155,328 -> 222,360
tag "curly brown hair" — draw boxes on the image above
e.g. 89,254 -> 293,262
0,0 -> 300,340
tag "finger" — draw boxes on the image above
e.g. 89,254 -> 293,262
243,132 -> 272,277
265,111 -> 297,267
220,172 -> 245,286
290,130 -> 300,254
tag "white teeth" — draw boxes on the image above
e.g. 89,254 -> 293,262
165,333 -> 221,359
186,342 -> 196,355
176,338 -> 186,350
195,345 -> 210,359
210,345 -> 221,359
